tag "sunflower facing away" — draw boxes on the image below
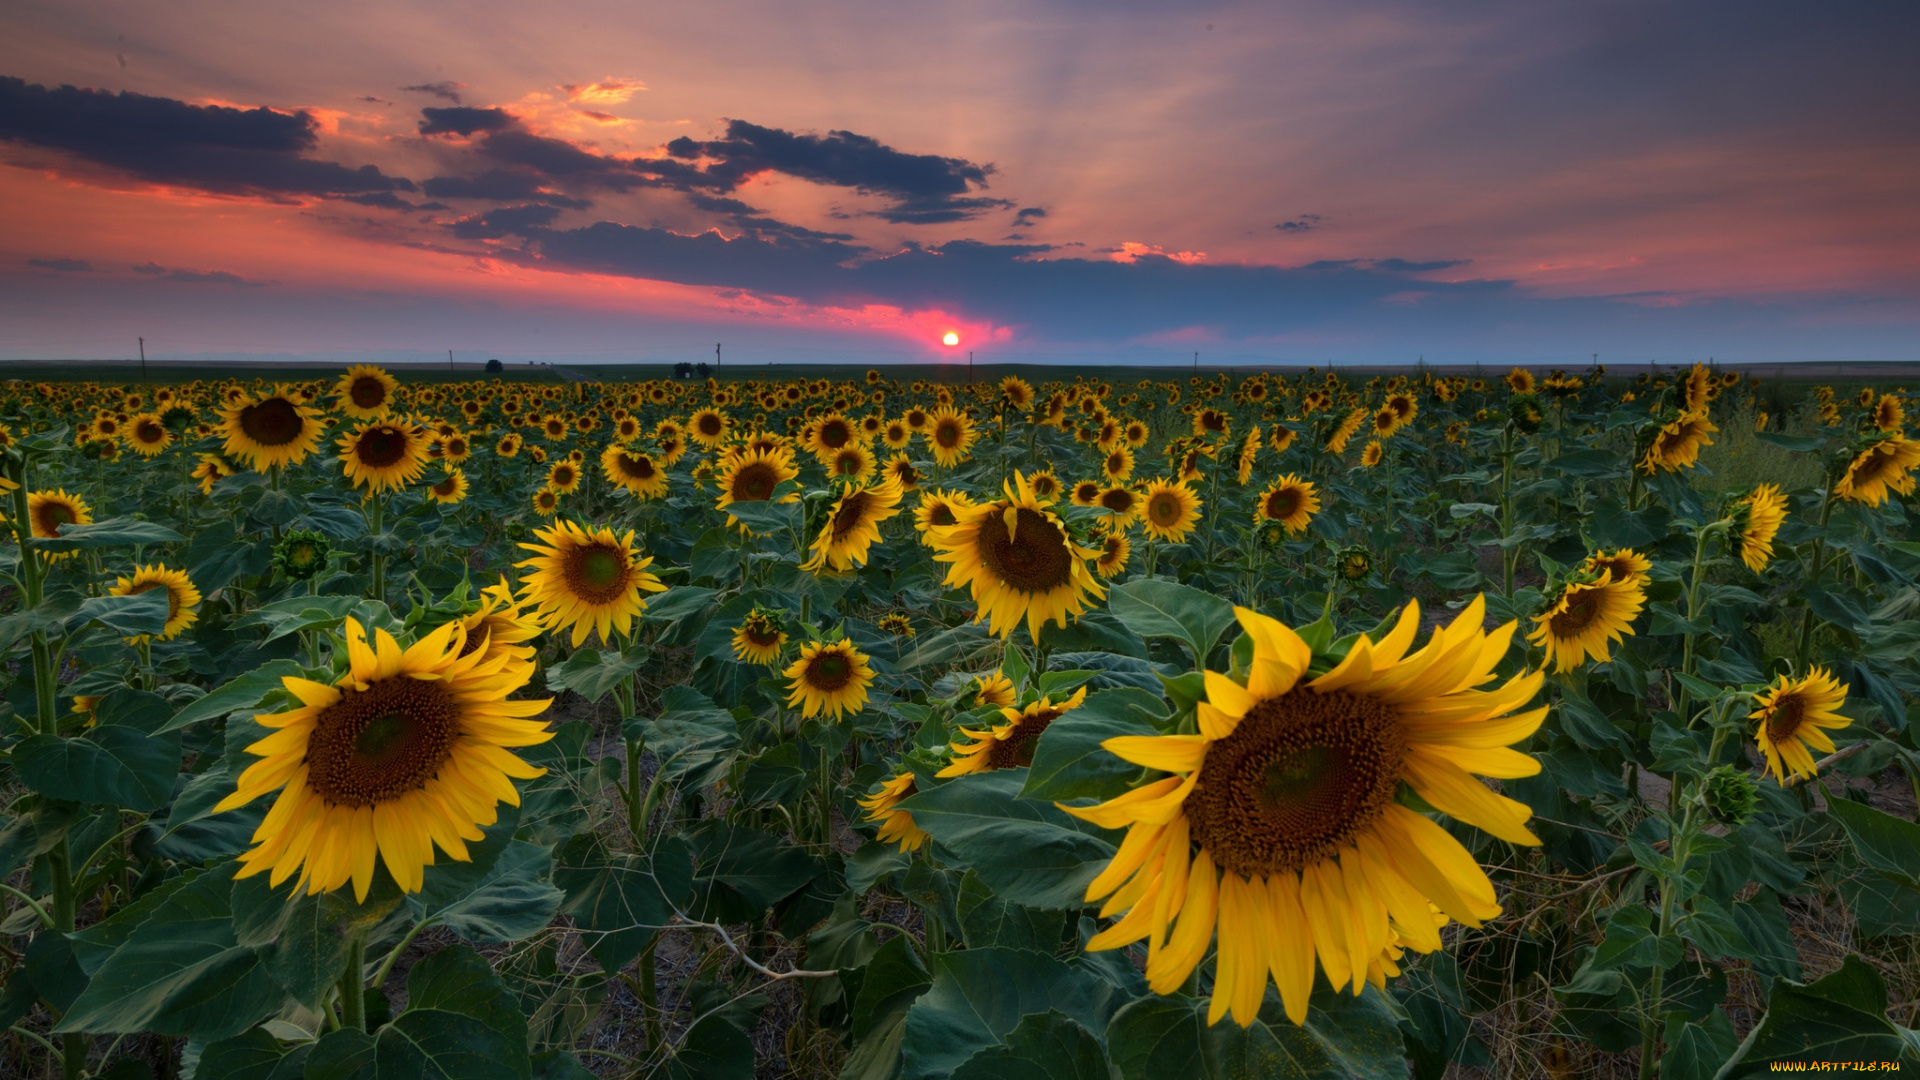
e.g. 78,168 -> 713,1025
108,564 -> 202,643
1638,411 -> 1718,474
338,419 -> 432,493
860,769 -> 930,853
1065,598 -> 1542,1026
929,472 -> 1107,641
456,577 -> 543,666
801,476 -> 905,572
1581,548 -> 1651,588
213,617 -> 554,899
26,489 -> 92,559
1732,483 -> 1789,572
731,609 -> 789,666
1257,474 -> 1320,535
972,670 -> 1018,709
516,520 -> 668,646
940,686 -> 1088,776
784,639 -> 875,720
714,445 -> 801,529
1528,571 -> 1646,672
1834,435 -> 1920,506
1751,667 -> 1852,784
334,365 -> 399,419
220,385 -> 326,471
1140,478 -> 1203,543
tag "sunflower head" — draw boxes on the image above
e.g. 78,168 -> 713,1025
1581,548 -> 1650,587
971,670 -> 1017,709
1695,765 -> 1761,826
1139,479 -> 1202,542
939,685 -> 1088,776
928,471 -> 1107,641
800,476 -> 905,572
783,638 -> 875,720
859,770 -> 929,852
1752,667 -> 1852,783
425,471 -> 469,505
1527,569 -> 1646,672
1507,394 -> 1544,435
1729,483 -> 1789,572
1095,532 -> 1132,578
1257,474 -> 1319,535
335,365 -> 398,418
1335,544 -> 1372,583
338,419 -> 432,493
516,520 -> 668,647
274,528 -> 333,581
1834,435 -> 1920,506
125,412 -> 172,456
221,386 -> 326,471
878,612 -> 915,638
26,489 -> 93,556
109,564 -> 202,643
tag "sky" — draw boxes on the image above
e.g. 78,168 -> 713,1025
2,0 -> 1917,368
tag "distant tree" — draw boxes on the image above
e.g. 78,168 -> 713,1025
485,358 -> 504,374
673,362 -> 695,378
696,362 -> 712,379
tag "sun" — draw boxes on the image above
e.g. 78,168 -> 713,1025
942,331 -> 960,346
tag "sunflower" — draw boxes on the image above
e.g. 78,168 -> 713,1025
783,639 -> 875,720
191,453 -> 238,495
731,609 -> 789,666
999,375 -> 1035,412
531,487 -> 561,516
1527,571 -> 1645,672
1638,411 -> 1717,474
1065,598 -> 1542,1026
1326,408 -> 1367,454
972,670 -> 1018,708
337,419 -> 432,493
274,529 -> 332,582
1872,394 -> 1905,434
1070,480 -> 1103,507
859,770 -> 930,853
1834,435 -> 1920,506
714,446 -> 801,528
334,365 -> 398,419
1026,470 -> 1061,501
1140,479 -> 1202,543
1751,668 -> 1852,784
25,489 -> 92,559
1360,440 -> 1385,468
220,385 -> 326,471
807,412 -> 859,459
495,433 -> 524,458
516,520 -> 668,646
941,686 -> 1088,776
1236,429 -> 1261,484
927,405 -> 977,467
1732,484 -> 1789,572
125,412 -> 172,457
1095,532 -> 1132,578
109,564 -> 201,643
1336,545 -> 1372,583
913,488 -> 977,546
884,453 -> 921,491
1102,445 -> 1135,482
425,471 -> 469,505
929,472 -> 1107,641
801,476 -> 906,572
903,406 -> 931,432
1096,485 -> 1141,529
878,612 -> 915,638
455,577 -> 543,665
1257,474 -> 1320,535
1506,368 -> 1536,394
1582,548 -> 1650,587
1370,407 -> 1401,439
601,444 -> 670,500
826,442 -> 877,483
213,617 -> 554,900
688,408 -> 731,448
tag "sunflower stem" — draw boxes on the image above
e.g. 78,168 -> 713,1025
639,937 -> 663,1051
626,737 -> 648,841
340,931 -> 368,1032
8,466 -> 59,737
1792,483 -> 1840,670
367,493 -> 387,602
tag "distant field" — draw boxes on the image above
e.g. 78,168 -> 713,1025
0,360 -> 562,384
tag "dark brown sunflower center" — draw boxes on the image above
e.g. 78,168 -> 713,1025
819,421 -> 851,449
977,507 -> 1073,594
38,503 -> 76,530
563,544 -> 633,604
1266,489 -> 1300,519
238,397 -> 305,446
305,677 -> 461,807
1549,589 -> 1601,636
1100,488 -> 1135,513
731,462 -> 778,501
986,708 -> 1062,769
355,426 -> 410,468
928,504 -> 957,527
128,580 -> 181,620
620,455 -> 655,479
1107,453 -> 1126,473
349,377 -> 387,409
1766,694 -> 1808,741
935,421 -> 963,448
907,410 -> 927,427
457,612 -> 511,657
1075,484 -> 1100,502
135,420 -> 165,443
1149,493 -> 1182,524
833,451 -> 863,475
553,465 -> 576,484
832,492 -> 872,539
1187,689 -> 1406,877
742,621 -> 782,647
698,414 -> 723,436
807,652 -> 854,690
432,477 -> 460,497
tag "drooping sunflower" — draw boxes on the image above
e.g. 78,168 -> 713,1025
1065,598 -> 1542,1026
213,617 -> 555,899
927,405 -> 977,468
884,453 -> 920,491
125,412 -> 172,457
859,770 -> 930,853
1834,435 -> 1920,506
913,488 -> 977,546
1326,408 -> 1367,454
1638,411 -> 1718,474
1257,474 -> 1320,535
455,577 -> 543,666
516,520 -> 668,647
601,444 -> 670,500
191,453 -> 239,495
109,564 -> 202,643
1732,483 -> 1789,572
783,639 -> 875,720
801,476 -> 905,572
1871,393 -> 1905,434
940,686 -> 1088,776
25,489 -> 92,559
731,609 -> 789,666
220,385 -> 326,471
1527,571 -> 1646,672
1095,532 -> 1132,578
1582,548 -> 1651,588
972,670 -> 1018,708
715,445 -> 801,529
929,472 -> 1107,640
334,365 -> 399,419
337,419 -> 432,493
1140,478 -> 1203,543
1751,667 -> 1852,784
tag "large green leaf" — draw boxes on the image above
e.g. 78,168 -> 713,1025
14,723 -> 180,810
1021,687 -> 1163,801
230,873 -> 402,1011
1663,1009 -> 1739,1080
543,645 -> 651,702
628,685 -> 741,787
1716,955 -> 1920,1075
195,1028 -> 312,1080
56,865 -> 283,1041
74,589 -> 172,637
686,820 -> 822,922
410,839 -> 563,942
1104,987 -> 1408,1080
948,1011 -> 1108,1080
956,869 -> 1065,950
663,1009 -> 757,1080
899,947 -> 1117,1080
1107,579 -> 1236,665
157,659 -> 304,733
38,517 -> 185,553
1829,796 -> 1920,888
555,834 -> 693,974
305,944 -> 532,1080
898,769 -> 1117,910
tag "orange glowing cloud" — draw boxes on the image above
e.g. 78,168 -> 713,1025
1110,241 -> 1206,265
562,78 -> 648,105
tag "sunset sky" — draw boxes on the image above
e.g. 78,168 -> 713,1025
2,0 -> 1916,367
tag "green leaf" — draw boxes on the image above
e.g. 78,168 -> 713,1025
56,865 -> 284,1041
229,594 -> 375,644
14,723 -> 181,810
899,947 -> 1117,1080
37,517 -> 185,553
543,645 -> 650,702
74,589 -> 171,636
555,834 -> 692,975
846,841 -> 910,896
1755,431 -> 1827,452
1104,986 -> 1408,1080
628,685 -> 740,787
641,586 -> 718,625
1716,955 -> 1920,1075
306,945 -> 532,1080
1828,796 -> 1920,889
663,1009 -> 757,1080
230,874 -> 401,1011
1108,578 -> 1236,666
157,659 -> 304,733
1020,687 -> 1163,802
1545,449 -> 1623,478
195,1028 -> 312,1080
411,840 -> 563,943
1663,1009 -> 1738,1080
186,521 -> 273,593
900,769 -> 1117,910
721,498 -> 800,537
956,869 -> 1066,950
686,820 -> 822,920
949,1011 -> 1109,1080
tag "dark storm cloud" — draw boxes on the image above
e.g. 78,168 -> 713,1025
477,131 -> 640,186
331,191 -> 444,211
449,203 -> 564,239
27,257 -> 92,272
418,170 -> 592,208
0,76 -> 414,197
417,106 -> 517,136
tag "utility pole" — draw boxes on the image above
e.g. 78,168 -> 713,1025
1193,351 -> 1199,376
968,351 -> 973,384
715,342 -> 722,377
138,337 -> 146,382
448,349 -> 455,372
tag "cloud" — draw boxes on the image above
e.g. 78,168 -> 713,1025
401,81 -> 463,103
1012,207 -> 1047,227
1372,257 -> 1469,273
1110,241 -> 1206,265
0,76 -> 415,198
27,257 -> 92,272
450,203 -> 565,239
331,191 -> 443,211
562,78 -> 646,105
418,106 -> 517,136
125,261 -> 266,286
418,170 -> 591,207
1275,214 -> 1321,233
132,261 -> 165,274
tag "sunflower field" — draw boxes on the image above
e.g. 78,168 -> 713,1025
1,362 -> 1918,1079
